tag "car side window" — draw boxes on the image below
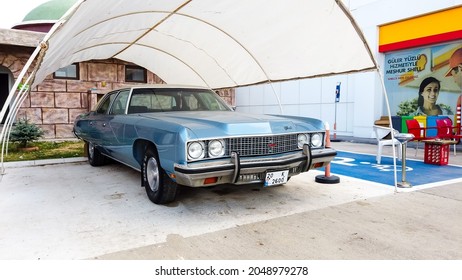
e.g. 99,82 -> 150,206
109,90 -> 130,115
96,92 -> 118,114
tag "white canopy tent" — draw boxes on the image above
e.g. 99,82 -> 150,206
0,0 -> 399,187
30,0 -> 377,89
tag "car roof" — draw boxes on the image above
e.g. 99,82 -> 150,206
118,84 -> 212,91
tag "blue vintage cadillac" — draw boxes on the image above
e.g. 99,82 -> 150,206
73,85 -> 336,204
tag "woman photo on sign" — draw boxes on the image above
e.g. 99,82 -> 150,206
412,77 -> 451,116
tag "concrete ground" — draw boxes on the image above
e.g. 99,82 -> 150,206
0,140 -> 461,260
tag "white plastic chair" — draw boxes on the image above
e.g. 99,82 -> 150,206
373,125 -> 402,164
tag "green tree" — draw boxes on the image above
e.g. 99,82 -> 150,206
10,118 -> 44,148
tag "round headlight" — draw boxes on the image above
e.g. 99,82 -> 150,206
311,133 -> 323,148
297,133 -> 309,149
208,139 -> 225,157
188,141 -> 205,160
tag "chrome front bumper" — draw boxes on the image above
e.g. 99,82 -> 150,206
173,145 -> 337,187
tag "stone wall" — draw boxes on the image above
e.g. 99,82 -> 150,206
0,45 -> 35,80
216,88 -> 235,107
2,47 -> 235,139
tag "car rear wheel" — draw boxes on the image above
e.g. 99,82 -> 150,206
143,147 -> 178,204
86,141 -> 106,166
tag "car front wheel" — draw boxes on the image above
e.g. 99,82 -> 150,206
143,147 -> 178,204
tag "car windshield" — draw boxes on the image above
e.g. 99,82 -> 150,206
127,88 -> 232,113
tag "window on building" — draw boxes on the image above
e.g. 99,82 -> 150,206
53,63 -> 79,79
125,65 -> 147,83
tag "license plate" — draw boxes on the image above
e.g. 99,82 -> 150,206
264,170 -> 289,187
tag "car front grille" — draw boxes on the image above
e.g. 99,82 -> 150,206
187,132 -> 324,162
227,134 -> 299,156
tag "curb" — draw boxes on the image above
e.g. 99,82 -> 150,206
2,157 -> 87,168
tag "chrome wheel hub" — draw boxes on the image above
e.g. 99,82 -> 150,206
146,157 -> 160,192
88,142 -> 95,159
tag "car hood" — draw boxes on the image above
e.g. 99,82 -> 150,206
138,111 -> 324,138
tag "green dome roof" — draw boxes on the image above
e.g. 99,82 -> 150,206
22,0 -> 78,22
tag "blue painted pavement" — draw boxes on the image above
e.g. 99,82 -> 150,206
328,151 -> 462,187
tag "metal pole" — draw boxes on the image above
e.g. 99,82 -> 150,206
396,133 -> 413,188
334,101 -> 337,140
401,143 -> 407,183
334,82 -> 340,141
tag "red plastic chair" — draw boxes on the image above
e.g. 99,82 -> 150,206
406,119 -> 426,140
436,118 -> 461,154
405,119 -> 436,155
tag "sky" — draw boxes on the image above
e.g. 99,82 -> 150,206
0,0 -> 49,29
0,0 -> 380,29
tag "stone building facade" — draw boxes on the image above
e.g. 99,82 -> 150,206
1,29 -> 235,139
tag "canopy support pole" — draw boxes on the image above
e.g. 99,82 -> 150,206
0,0 -> 85,172
336,0 -> 398,190
0,46 -> 42,173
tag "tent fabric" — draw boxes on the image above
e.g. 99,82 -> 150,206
31,0 -> 376,89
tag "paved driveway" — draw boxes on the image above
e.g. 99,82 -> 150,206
0,142 -> 461,260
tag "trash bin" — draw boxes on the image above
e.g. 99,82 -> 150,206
392,116 -> 402,132
414,116 -> 427,138
401,116 -> 413,133
426,115 -> 448,137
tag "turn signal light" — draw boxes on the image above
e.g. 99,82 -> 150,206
204,177 -> 218,185
313,162 -> 324,168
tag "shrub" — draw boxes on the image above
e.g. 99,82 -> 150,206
10,118 -> 44,148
